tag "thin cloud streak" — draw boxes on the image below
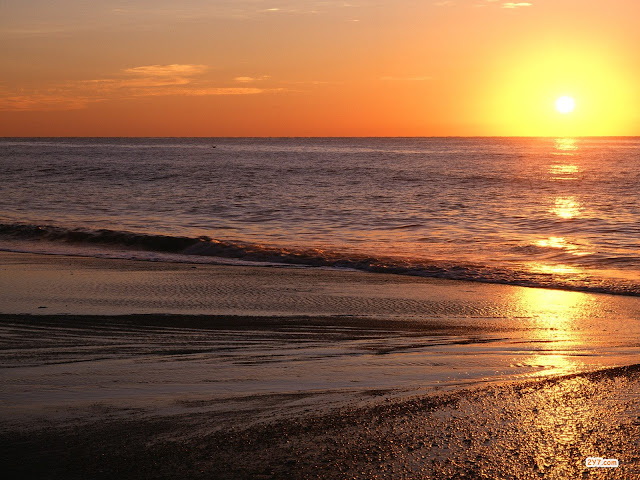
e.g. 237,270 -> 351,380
0,64 -> 279,112
0,1 -> 369,37
138,87 -> 266,97
502,2 -> 532,8
234,76 -> 271,83
124,64 -> 209,77
380,76 -> 433,81
0,94 -> 101,112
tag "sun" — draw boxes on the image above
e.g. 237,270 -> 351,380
555,96 -> 575,114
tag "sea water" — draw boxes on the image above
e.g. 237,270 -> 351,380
1,137 -> 638,295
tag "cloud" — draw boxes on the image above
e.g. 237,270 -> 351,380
65,64 -> 209,93
103,1 -> 364,22
0,1 -> 368,40
124,64 -> 209,77
502,2 -> 532,8
380,76 -> 433,81
139,87 -> 265,97
0,64 -> 278,111
434,1 -> 455,6
0,93 -> 100,112
234,75 -> 272,83
473,0 -> 531,9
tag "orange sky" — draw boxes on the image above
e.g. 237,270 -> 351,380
1,0 -> 639,136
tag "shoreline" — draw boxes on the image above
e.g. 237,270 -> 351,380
2,223 -> 639,298
2,251 -> 640,478
3,249 -> 640,312
3,249 -> 640,394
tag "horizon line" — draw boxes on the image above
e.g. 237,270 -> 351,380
2,135 -> 639,139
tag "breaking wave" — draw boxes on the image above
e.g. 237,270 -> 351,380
0,222 -> 638,297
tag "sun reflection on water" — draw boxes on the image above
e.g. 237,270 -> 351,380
530,264 -> 582,279
511,287 -> 594,378
535,236 -> 575,251
553,137 -> 578,153
550,196 -> 581,219
549,138 -> 581,184
548,164 -> 579,178
517,287 -> 591,329
511,282 -> 619,471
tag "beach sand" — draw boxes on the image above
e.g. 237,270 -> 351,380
1,251 -> 640,478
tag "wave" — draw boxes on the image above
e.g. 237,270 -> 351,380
0,222 -> 638,297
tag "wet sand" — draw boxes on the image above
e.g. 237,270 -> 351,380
1,251 -> 640,478
2,355 -> 640,479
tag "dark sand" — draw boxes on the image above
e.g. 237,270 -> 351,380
1,252 -> 640,478
2,354 -> 640,479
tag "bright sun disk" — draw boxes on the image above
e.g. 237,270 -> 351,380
556,96 -> 576,114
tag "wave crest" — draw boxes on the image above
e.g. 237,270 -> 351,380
0,222 -> 638,297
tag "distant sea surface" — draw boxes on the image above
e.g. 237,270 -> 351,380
1,137 -> 639,296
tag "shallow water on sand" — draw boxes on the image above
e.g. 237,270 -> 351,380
2,253 -> 640,426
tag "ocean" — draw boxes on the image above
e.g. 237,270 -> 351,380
1,137 -> 639,296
